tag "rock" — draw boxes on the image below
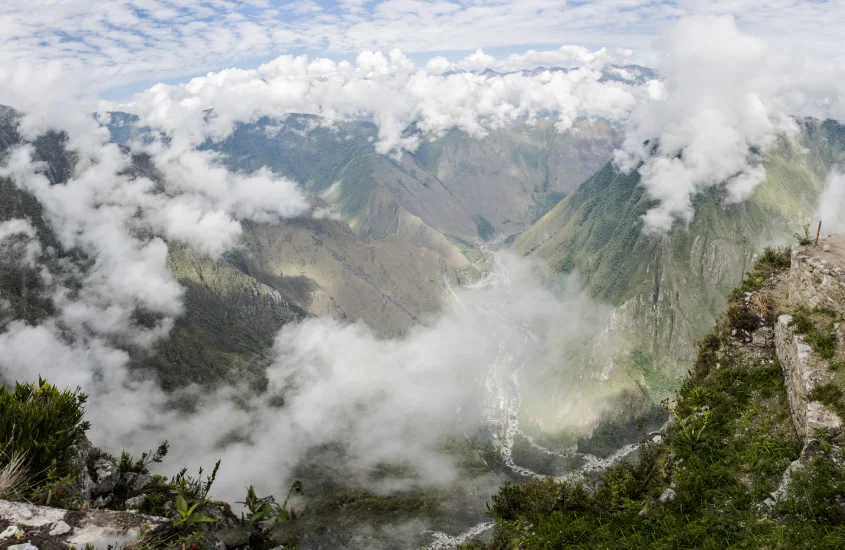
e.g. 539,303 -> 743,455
125,494 -> 147,510
92,494 -> 113,508
659,488 -> 676,503
1,525 -> 22,539
807,401 -> 843,435
48,520 -> 72,536
122,472 -> 138,487
92,457 -> 119,495
67,437 -> 95,501
651,434 -> 663,444
132,474 -> 154,493
751,328 -> 771,347
8,543 -> 38,550
19,509 -> 32,520
823,244 -> 831,252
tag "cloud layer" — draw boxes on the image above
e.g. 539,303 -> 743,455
120,47 -> 652,157
615,15 -> 845,232
4,1 -> 845,98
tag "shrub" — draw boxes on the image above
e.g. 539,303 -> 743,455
0,450 -> 28,499
0,378 -> 90,485
789,308 -> 815,334
789,308 -> 839,358
806,331 -> 838,359
727,303 -> 759,332
794,224 -> 813,246
755,247 -> 791,272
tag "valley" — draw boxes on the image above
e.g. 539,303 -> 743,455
2,102 -> 845,549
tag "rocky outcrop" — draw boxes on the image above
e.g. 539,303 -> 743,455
776,234 -> 845,444
774,314 -> 843,442
789,234 -> 845,316
0,499 -> 166,550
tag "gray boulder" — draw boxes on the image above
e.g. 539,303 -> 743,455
125,494 -> 147,511
92,458 -> 119,495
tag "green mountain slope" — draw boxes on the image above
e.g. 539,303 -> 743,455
477,251 -> 845,549
208,116 -> 620,243
513,119 -> 845,401
0,105 -> 473,391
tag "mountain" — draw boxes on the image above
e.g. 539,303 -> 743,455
0,106 -> 474,390
512,118 -> 845,416
198,115 -> 621,243
479,246 -> 845,547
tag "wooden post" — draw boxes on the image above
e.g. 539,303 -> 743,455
815,220 -> 822,247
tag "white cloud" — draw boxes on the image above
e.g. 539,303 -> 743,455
118,47 -> 648,157
3,1 -> 845,99
817,171 -> 845,235
0,219 -> 41,266
0,246 -> 610,502
614,15 -> 844,233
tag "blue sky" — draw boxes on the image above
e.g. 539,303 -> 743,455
2,1 -> 844,100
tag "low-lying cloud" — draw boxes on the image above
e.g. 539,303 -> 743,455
615,15 -> 845,233
118,46 -> 653,157
817,171 -> 845,235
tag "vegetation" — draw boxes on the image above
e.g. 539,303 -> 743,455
794,223 -> 814,246
0,378 -> 90,492
475,215 -> 495,241
789,307 -> 840,359
473,248 -> 845,549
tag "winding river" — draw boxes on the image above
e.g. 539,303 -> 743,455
423,246 -> 640,549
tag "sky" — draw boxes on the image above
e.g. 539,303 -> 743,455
2,0 -> 845,100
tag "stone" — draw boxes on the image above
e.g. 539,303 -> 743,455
659,488 -> 676,503
67,437 -> 94,502
824,244 -> 831,252
121,472 -> 138,487
93,495 -> 113,508
751,328 -> 771,347
806,401 -> 842,436
1,525 -> 22,540
125,494 -> 147,510
132,474 -> 154,493
48,521 -> 72,536
92,457 -> 119,495
19,509 -> 32,520
8,544 -> 38,550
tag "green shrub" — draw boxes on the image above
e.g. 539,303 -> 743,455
789,308 -> 839,358
0,378 -> 90,485
755,246 -> 791,272
806,331 -> 838,359
727,303 -> 759,332
788,308 -> 814,334
794,223 -> 813,246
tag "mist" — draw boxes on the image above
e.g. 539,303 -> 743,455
0,230 -> 610,503
817,171 -> 845,235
